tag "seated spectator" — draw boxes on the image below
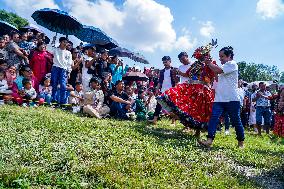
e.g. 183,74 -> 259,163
69,82 -> 84,113
101,72 -> 114,106
38,76 -> 52,105
0,68 -> 12,105
5,65 -> 16,89
12,65 -> 38,105
0,59 -> 8,70
0,37 -> 8,61
135,89 -> 147,121
21,78 -> 37,107
145,87 -> 157,120
83,77 -> 110,118
109,80 -> 133,120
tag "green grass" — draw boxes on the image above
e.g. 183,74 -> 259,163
0,105 -> 283,188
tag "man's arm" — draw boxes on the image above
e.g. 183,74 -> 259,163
110,95 -> 131,104
207,61 -> 223,74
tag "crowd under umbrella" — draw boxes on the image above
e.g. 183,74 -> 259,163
122,71 -> 149,82
108,47 -> 149,64
0,20 -> 19,36
31,8 -> 83,36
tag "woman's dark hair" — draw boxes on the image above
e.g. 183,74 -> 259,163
89,77 -> 101,86
19,65 -> 31,76
37,41 -> 46,48
0,68 -> 6,75
219,46 -> 234,59
111,55 -> 118,61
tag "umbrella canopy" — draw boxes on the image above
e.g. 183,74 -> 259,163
31,8 -> 83,35
130,52 -> 149,64
123,71 -> 148,81
0,20 -> 19,36
75,25 -> 116,44
19,25 -> 43,34
108,47 -> 133,57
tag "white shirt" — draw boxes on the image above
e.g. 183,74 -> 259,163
178,64 -> 191,83
237,87 -> 245,105
82,55 -> 93,79
0,79 -> 8,91
161,69 -> 172,93
52,47 -> 73,72
214,60 -> 240,102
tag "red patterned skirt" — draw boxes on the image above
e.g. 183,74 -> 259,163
157,83 -> 214,129
274,114 -> 284,137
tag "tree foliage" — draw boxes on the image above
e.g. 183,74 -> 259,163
0,9 -> 29,29
238,61 -> 280,82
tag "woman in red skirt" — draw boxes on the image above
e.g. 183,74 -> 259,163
274,87 -> 284,137
157,41 -> 217,137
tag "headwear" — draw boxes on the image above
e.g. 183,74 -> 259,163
192,39 -> 218,61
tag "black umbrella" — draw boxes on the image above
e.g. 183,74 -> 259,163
0,20 -> 19,36
31,8 -> 83,35
19,25 -> 43,34
123,72 -> 148,81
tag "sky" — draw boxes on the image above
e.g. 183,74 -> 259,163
1,0 -> 284,71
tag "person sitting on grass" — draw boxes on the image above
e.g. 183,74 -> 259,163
83,77 -> 110,118
21,78 -> 37,107
135,89 -> 147,121
69,82 -> 84,113
109,80 -> 133,120
38,76 -> 52,105
0,68 -> 12,105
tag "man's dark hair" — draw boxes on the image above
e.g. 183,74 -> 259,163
59,37 -> 68,43
75,81 -> 82,86
178,52 -> 188,59
115,80 -> 123,86
162,56 -> 171,61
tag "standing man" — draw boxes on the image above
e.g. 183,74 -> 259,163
199,46 -> 245,148
51,37 -> 73,105
252,82 -> 272,135
148,56 -> 179,124
177,52 -> 191,84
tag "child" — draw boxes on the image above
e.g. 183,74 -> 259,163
69,82 -> 84,113
22,78 -> 37,107
0,69 -> 11,104
5,66 -> 17,89
39,76 -> 52,105
135,89 -> 147,121
145,87 -> 157,120
83,77 -> 110,118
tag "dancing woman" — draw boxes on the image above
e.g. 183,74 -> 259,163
156,42 -> 217,137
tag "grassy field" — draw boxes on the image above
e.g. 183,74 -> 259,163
0,105 -> 283,188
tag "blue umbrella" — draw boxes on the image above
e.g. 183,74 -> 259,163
108,47 -> 134,57
75,25 -> 118,50
0,20 -> 19,36
31,8 -> 83,35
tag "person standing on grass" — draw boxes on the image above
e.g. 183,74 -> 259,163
199,46 -> 245,148
50,37 -> 73,105
251,82 -> 272,135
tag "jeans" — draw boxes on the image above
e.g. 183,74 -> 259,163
110,102 -> 129,120
222,111 -> 230,130
51,66 -> 68,104
39,93 -> 52,105
256,106 -> 271,126
207,101 -> 245,141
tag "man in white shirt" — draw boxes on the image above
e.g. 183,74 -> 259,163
50,37 -> 73,105
177,52 -> 191,84
199,46 -> 245,148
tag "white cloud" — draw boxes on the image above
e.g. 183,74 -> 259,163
3,0 -> 59,21
63,0 -> 196,52
256,0 -> 284,19
200,21 -> 215,38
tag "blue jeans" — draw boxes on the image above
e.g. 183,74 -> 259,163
51,66 -> 68,104
256,106 -> 271,126
110,102 -> 129,120
222,111 -> 230,130
39,93 -> 52,105
207,101 -> 245,141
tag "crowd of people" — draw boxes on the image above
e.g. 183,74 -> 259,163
0,30 -> 283,148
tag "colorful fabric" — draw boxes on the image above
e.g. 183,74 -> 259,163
157,83 -> 214,129
274,114 -> 284,137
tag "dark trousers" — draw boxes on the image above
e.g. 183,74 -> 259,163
207,101 -> 245,141
110,102 -> 129,120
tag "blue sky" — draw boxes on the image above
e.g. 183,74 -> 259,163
1,0 -> 284,71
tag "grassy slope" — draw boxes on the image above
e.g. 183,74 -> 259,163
0,105 -> 283,188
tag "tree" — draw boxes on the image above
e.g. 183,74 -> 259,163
238,61 -> 280,82
280,72 -> 284,83
0,9 -> 29,29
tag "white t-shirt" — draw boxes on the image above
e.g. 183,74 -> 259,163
0,79 -> 8,91
214,60 -> 240,102
178,64 -> 191,83
0,48 -> 8,60
237,87 -> 245,105
52,47 -> 73,72
161,69 -> 172,93
82,55 -> 93,79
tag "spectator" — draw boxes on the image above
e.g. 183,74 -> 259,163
177,52 -> 191,83
109,55 -> 128,84
0,37 -> 8,61
50,37 -> 73,105
69,48 -> 83,88
135,89 -> 147,121
109,80 -> 133,120
69,82 -> 84,113
21,78 -> 37,107
38,76 -> 52,105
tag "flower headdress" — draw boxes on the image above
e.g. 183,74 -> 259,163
192,39 -> 218,61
